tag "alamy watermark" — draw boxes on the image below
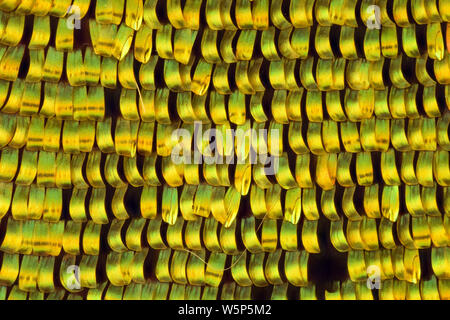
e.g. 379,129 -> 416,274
366,265 -> 381,290
366,5 -> 381,30
66,5 -> 82,30
170,121 -> 280,175
66,265 -> 81,290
